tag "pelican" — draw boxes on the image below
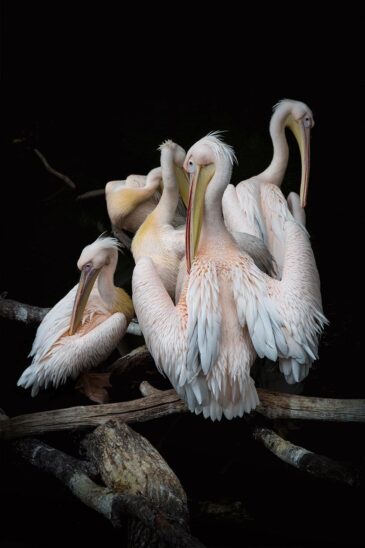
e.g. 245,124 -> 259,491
222,99 -> 314,276
106,165 -> 187,236
17,236 -> 134,396
131,140 -> 188,298
133,134 -> 327,420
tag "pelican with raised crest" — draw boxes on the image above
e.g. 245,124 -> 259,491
17,236 -> 134,396
133,134 -> 326,420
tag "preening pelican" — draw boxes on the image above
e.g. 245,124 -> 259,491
106,167 -> 187,236
133,134 -> 327,420
222,99 -> 314,276
131,140 -> 188,298
17,236 -> 134,396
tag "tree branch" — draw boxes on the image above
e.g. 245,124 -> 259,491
0,389 -> 187,440
13,435 -> 204,547
2,386 -> 365,441
0,296 -> 50,324
252,426 -> 361,487
33,148 -> 76,190
77,189 -> 105,201
0,296 -> 141,335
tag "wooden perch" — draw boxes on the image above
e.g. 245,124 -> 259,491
2,386 -> 364,441
256,388 -> 365,422
84,421 -> 203,547
0,296 -> 50,324
0,389 -> 187,440
0,296 -> 141,336
13,433 -> 203,547
252,426 -> 360,487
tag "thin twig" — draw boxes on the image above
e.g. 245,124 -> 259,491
33,148 -> 76,190
77,189 -> 105,200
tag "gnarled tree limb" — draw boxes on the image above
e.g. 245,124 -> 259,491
2,386 -> 365,441
13,434 -> 204,547
84,421 -> 203,547
252,426 -> 361,487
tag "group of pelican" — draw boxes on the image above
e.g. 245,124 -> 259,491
18,99 -> 327,420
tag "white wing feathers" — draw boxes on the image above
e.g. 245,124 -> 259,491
28,285 -> 78,362
18,313 -> 127,396
232,221 -> 326,384
186,261 -> 221,376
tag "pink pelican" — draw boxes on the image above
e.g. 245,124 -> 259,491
105,159 -> 188,236
133,134 -> 327,420
222,99 -> 313,276
17,236 -> 134,396
131,140 -> 188,299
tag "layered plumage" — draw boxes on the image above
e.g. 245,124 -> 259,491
17,236 -> 134,396
222,99 -> 314,277
133,134 -> 327,420
131,141 -> 188,298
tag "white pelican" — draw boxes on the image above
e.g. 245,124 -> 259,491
17,236 -> 134,396
133,134 -> 327,420
131,140 -> 188,298
222,99 -> 314,277
106,166 -> 187,236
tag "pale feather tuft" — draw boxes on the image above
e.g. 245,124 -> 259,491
201,131 -> 238,166
273,98 -> 297,112
92,233 -> 123,253
158,139 -> 176,151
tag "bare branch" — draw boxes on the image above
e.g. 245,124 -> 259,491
256,389 -> 365,423
0,296 -> 49,324
84,421 -> 204,547
33,148 -> 76,190
1,390 -> 187,440
139,381 -> 164,397
2,386 -> 365,441
13,436 -> 204,547
77,189 -> 105,201
0,296 -> 141,335
252,426 -> 361,487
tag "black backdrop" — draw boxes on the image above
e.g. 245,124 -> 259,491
1,4 -> 363,547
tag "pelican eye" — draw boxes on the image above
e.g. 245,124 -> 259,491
186,159 -> 196,174
84,262 -> 93,271
304,116 -> 311,128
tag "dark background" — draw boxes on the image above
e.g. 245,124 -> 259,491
1,3 -> 363,547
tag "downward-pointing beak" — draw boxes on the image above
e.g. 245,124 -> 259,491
185,164 -> 215,273
174,166 -> 190,208
291,120 -> 311,208
69,265 -> 100,335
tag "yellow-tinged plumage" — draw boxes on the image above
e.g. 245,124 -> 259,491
17,235 -> 133,397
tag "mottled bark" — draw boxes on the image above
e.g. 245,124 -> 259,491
252,426 -> 361,487
84,421 -> 201,547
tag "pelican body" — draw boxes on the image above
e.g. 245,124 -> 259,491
133,135 -> 327,420
131,140 -> 188,298
18,236 -> 134,396
222,99 -> 314,277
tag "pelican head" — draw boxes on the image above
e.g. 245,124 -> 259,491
184,133 -> 236,272
69,236 -> 121,335
105,173 -> 162,233
273,99 -> 314,207
158,139 -> 189,204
